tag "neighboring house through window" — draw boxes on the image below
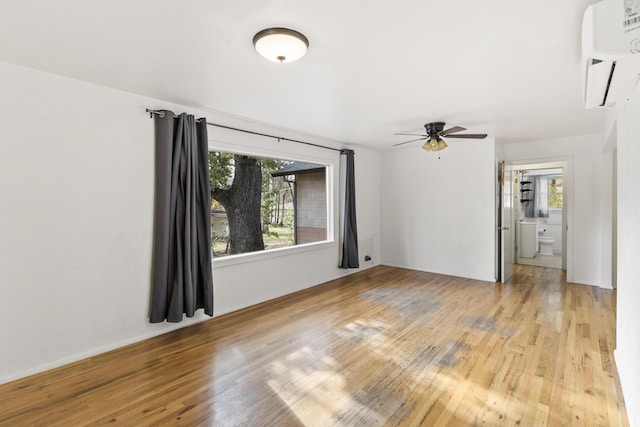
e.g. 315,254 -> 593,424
271,162 -> 327,245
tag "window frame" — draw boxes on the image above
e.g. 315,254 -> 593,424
547,174 -> 563,211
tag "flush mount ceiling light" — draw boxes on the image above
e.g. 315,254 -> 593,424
253,27 -> 309,63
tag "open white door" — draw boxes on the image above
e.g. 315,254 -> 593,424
497,161 -> 513,283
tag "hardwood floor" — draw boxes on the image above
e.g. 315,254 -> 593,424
0,265 -> 628,426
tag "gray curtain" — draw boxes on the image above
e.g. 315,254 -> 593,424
525,175 -> 549,218
150,110 -> 214,323
340,149 -> 359,268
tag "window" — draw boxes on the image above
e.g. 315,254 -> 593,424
548,176 -> 563,209
209,151 -> 329,257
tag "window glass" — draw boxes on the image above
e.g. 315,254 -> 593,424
209,152 -> 328,257
548,176 -> 563,209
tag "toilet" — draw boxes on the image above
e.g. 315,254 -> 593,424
538,235 -> 555,255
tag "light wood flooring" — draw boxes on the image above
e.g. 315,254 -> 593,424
0,265 -> 628,426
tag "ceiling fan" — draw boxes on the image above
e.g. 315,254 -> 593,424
393,122 -> 487,151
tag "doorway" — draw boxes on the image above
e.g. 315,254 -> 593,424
512,162 -> 567,270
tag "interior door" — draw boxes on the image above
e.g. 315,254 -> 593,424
498,161 -> 513,283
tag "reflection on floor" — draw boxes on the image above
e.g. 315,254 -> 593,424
517,253 -> 562,269
0,265 -> 628,425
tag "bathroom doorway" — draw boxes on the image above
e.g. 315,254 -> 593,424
513,163 -> 567,270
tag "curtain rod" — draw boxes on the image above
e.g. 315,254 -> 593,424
145,108 -> 346,154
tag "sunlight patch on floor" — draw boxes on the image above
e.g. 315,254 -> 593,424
335,319 -> 420,369
424,369 -> 545,425
335,319 -> 388,345
268,346 -> 383,426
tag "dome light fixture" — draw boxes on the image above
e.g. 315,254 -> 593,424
253,27 -> 309,63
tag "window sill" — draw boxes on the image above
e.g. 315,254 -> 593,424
213,240 -> 336,268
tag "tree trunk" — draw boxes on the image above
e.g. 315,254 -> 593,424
212,155 -> 264,254
275,190 -> 280,225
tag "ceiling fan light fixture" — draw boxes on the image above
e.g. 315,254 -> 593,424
422,136 -> 447,152
253,27 -> 309,63
434,139 -> 448,151
394,122 -> 487,149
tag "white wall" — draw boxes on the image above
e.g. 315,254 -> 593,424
615,90 -> 640,427
503,134 -> 613,288
0,61 -> 381,384
380,138 -> 497,282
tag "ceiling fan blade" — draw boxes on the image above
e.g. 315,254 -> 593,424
394,133 -> 428,137
439,126 -> 466,136
444,133 -> 488,139
392,137 -> 428,147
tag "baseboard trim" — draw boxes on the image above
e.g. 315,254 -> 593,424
0,261 -> 380,387
0,316 -> 207,386
380,262 -> 496,283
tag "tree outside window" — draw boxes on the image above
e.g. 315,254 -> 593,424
209,151 -> 328,257
548,176 -> 563,209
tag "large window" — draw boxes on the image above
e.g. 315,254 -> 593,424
548,175 -> 563,209
209,151 -> 329,257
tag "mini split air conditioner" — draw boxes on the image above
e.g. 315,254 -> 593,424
582,0 -> 640,108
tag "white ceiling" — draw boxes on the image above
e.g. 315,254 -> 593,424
0,0 -> 604,150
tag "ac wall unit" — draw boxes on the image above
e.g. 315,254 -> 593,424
582,0 -> 640,108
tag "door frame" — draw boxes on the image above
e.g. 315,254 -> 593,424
509,158 -> 572,279
496,161 -> 514,283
